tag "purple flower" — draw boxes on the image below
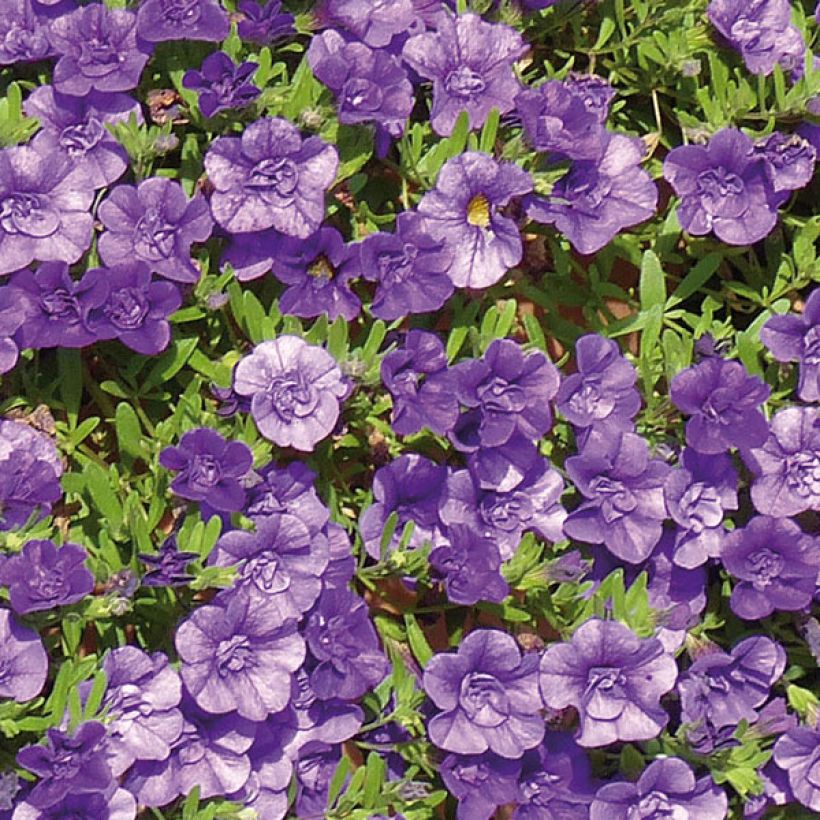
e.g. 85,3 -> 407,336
0,539 -> 93,615
209,513 -> 329,621
565,71 -> 616,122
98,178 -> 214,284
139,535 -> 199,587
360,453 -> 448,559
221,227 -> 281,282
362,211 -> 455,320
17,722 -> 112,809
721,515 -> 820,620
772,726 -> 820,813
293,741 -> 343,817
430,524 -> 509,605
556,333 -> 641,434
308,30 -> 415,143
232,336 -> 348,451
0,143 -> 94,275
270,228 -> 362,321
539,618 -> 677,748
304,587 -> 389,700
590,757 -> 728,820
417,152 -> 533,288
439,458 -> 566,561
670,357 -> 770,454
0,608 -> 48,703
93,647 -> 183,777
0,0 -> 54,64
175,593 -> 305,721
403,13 -> 525,136
424,629 -> 544,758
136,0 -> 229,43
678,635 -> 786,730
159,428 -> 252,512
525,133 -> 658,255
753,131 -> 816,197
318,0 -> 415,48
380,330 -> 459,436
761,288 -> 820,402
48,5 -> 150,96
12,788 -> 136,820
85,262 -> 182,355
744,405 -> 819,517
663,128 -> 780,245
24,87 -> 137,190
236,0 -> 294,44
563,430 -> 670,564
245,462 -> 329,532
0,284 -> 35,373
515,79 -> 609,161
440,751 -> 521,820
204,117 -> 338,238
183,52 -> 260,119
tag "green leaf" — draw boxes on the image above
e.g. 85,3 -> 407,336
142,337 -> 199,391
479,108 -> 500,153
327,755 -> 351,809
640,250 -> 666,311
115,403 -> 142,460
85,463 -> 124,533
668,253 -> 722,307
404,613 -> 434,668
58,349 -> 83,428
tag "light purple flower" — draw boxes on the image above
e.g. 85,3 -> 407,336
12,788 -> 136,820
772,726 -> 820,813
440,751 -> 521,820
0,608 -> 48,703
754,131 -> 816,198
319,0 -> 416,48
244,462 -> 329,531
136,0 -> 229,43
0,0 -> 55,65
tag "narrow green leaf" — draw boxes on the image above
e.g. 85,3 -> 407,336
115,402 -> 142,460
640,250 -> 666,311
404,613 -> 434,668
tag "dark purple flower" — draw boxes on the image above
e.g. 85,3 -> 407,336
425,629 -> 544,758
590,757 -> 728,819
380,330 -> 459,436
24,87 -> 137,190
175,592 -> 305,721
0,539 -> 93,615
183,52 -> 260,119
210,513 -> 329,621
232,336 -> 348,451
403,13 -> 525,136
17,722 -> 112,809
417,152 -> 532,289
539,618 -> 677,748
525,133 -> 658,255
670,357 -> 770,454
139,535 -> 199,587
721,515 -> 819,620
743,405 -> 819,517
204,117 -> 338,238
362,211 -> 455,320
221,227 -> 281,282
0,143 -> 94,275
0,0 -> 54,64
322,522 -> 355,590
563,429 -> 670,564
678,636 -> 786,730
318,0 -> 415,48
293,741 -> 343,818
760,288 -> 820,402
753,131 -> 816,198
360,453 -> 448,559
48,5 -> 150,96
270,227 -> 362,321
772,726 -> 820,813
430,523 -> 509,605
136,0 -> 229,43
663,128 -> 780,245
237,0 -> 294,44
245,462 -> 329,532
0,608 -> 48,703
98,178 -> 214,284
439,458 -> 566,561
440,751 -> 521,820
304,587 -> 389,700
12,788 -> 137,820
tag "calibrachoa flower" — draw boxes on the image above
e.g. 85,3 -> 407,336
670,356 -> 770,454
159,428 -> 252,512
221,227 -> 281,282
744,405 -> 819,517
97,178 -> 214,283
565,71 -> 616,121
663,128 -> 780,245
720,516 -> 820,620
236,0 -> 294,44
590,757 -> 728,819
424,629 -> 544,758
136,0 -> 229,43
772,726 -> 820,813
525,133 -> 658,255
0,0 -> 54,65
175,593 -> 305,721
183,52 -> 260,119
11,788 -> 137,820
0,608 -> 48,703
48,5 -> 150,96
0,539 -> 93,615
139,535 -> 199,588
760,288 -> 820,402
417,152 -> 533,288
204,117 -> 339,238
403,13 -> 525,136
563,430 -> 670,563
0,281 -> 31,374
244,462 -> 329,532
440,751 -> 521,820
539,618 -> 678,748
318,0 -> 415,48
232,336 -> 348,451
754,131 -> 816,198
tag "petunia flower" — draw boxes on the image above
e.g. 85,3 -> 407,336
183,52 -> 260,119
236,0 -> 294,44
0,0 -> 55,65
440,751 -> 521,820
136,0 -> 229,43
318,0 -> 416,48
0,608 -> 48,703
772,726 -> 820,813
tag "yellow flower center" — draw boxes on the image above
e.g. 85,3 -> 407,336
308,256 -> 335,280
466,193 -> 491,228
